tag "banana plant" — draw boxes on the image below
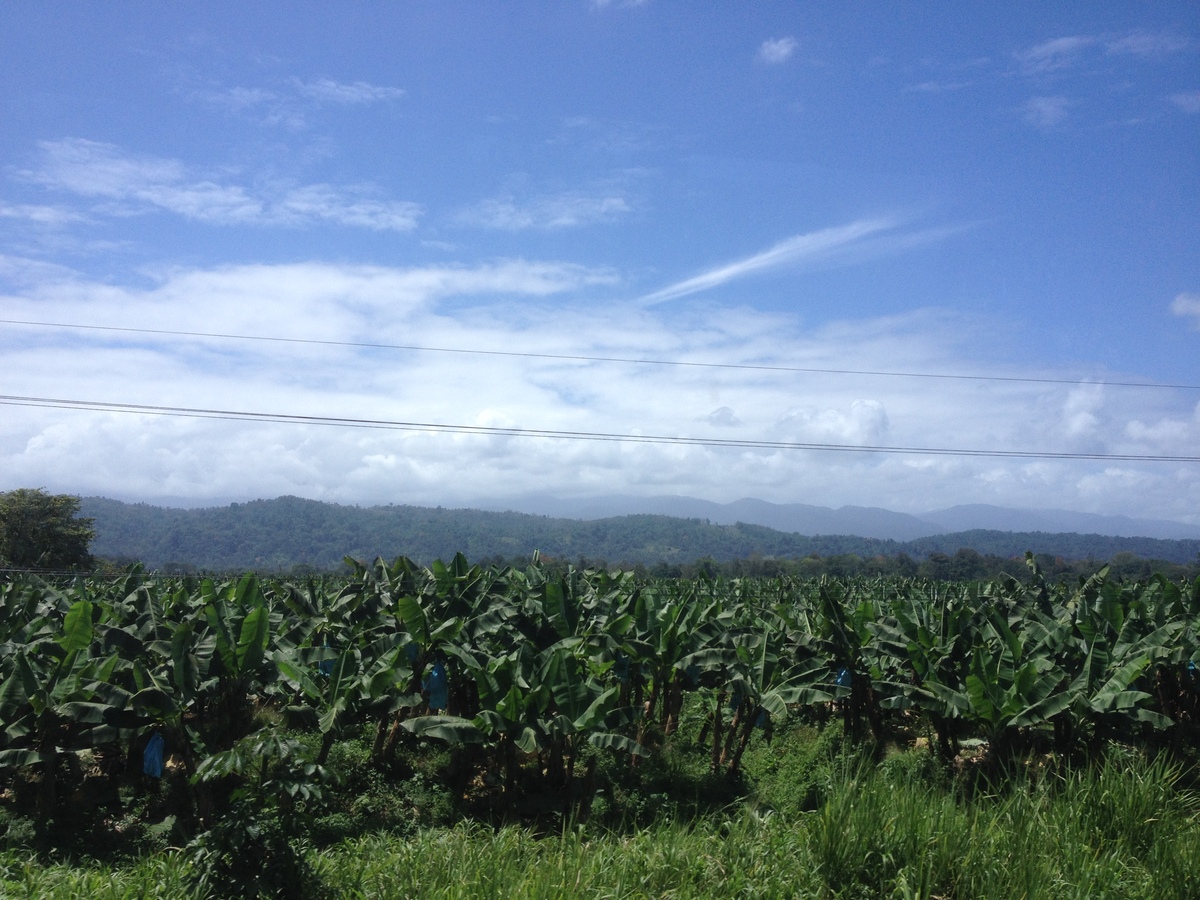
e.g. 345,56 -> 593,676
788,579 -> 890,740
720,612 -> 824,775
869,581 -> 981,758
274,635 -> 413,763
0,598 -> 132,820
190,575 -> 278,749
927,606 -> 1071,759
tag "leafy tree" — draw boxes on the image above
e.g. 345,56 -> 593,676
0,489 -> 95,570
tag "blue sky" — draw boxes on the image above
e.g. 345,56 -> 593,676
1,2 -> 1198,522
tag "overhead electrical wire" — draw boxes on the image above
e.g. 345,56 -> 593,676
2,318 -> 1197,391
3,393 -> 1198,463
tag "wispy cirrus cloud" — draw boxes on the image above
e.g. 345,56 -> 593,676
1105,30 -> 1189,58
293,78 -> 405,104
194,76 -> 404,129
0,203 -> 87,227
1172,292 -> 1200,330
638,219 -> 898,305
193,86 -> 307,129
1011,29 -> 1192,128
1016,36 -> 1095,75
1169,91 -> 1200,114
1023,95 -> 1071,128
906,79 -> 973,94
1016,29 -> 1188,76
23,139 -> 421,231
460,191 -> 631,230
758,37 -> 797,64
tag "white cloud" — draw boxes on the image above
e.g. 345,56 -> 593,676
906,80 -> 972,94
3,259 -> 1196,520
294,78 -> 405,104
775,399 -> 891,446
192,87 -> 305,130
461,192 -> 631,230
194,78 -> 404,129
1062,384 -> 1104,438
1171,292 -> 1200,329
1125,415 -> 1192,445
0,253 -> 81,286
0,203 -> 86,227
1023,95 -> 1071,128
1170,91 -> 1200,114
1106,31 -> 1189,58
1016,30 -> 1187,78
24,139 -> 421,231
1016,36 -> 1095,74
758,37 -> 798,65
274,184 -> 420,231
638,219 -> 897,305
707,407 -> 741,428
209,86 -> 279,111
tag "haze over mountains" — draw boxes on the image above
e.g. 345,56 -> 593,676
481,496 -> 1200,543
79,494 -> 1200,573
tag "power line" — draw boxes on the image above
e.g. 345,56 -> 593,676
3,318 -> 1196,391
3,393 -> 1198,463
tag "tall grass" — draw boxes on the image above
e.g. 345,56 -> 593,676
307,816 -> 820,899
0,851 -> 203,899
5,750 -> 1197,898
297,752 -> 1199,899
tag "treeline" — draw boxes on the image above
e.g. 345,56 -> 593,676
81,495 -> 1200,579
547,548 -> 1200,584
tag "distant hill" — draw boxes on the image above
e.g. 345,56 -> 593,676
479,495 -> 942,540
80,496 -> 1200,572
918,504 -> 1200,541
484,495 -> 1200,542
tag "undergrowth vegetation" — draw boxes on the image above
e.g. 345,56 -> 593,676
3,737 -> 1197,898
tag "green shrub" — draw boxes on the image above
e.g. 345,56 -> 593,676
743,719 -> 844,815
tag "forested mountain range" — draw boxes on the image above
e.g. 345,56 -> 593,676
80,495 -> 1200,575
485,495 -> 1200,541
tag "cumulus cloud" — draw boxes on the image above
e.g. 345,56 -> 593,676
461,192 -> 631,230
775,399 -> 891,446
1062,384 -> 1104,438
1172,292 -> 1200,329
707,407 -> 741,428
758,37 -> 797,64
23,139 -> 421,230
2,260 -> 1196,520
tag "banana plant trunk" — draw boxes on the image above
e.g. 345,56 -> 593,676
710,690 -> 726,774
726,704 -> 759,776
36,723 -> 58,823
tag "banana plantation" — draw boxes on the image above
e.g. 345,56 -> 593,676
1,555 -> 1199,894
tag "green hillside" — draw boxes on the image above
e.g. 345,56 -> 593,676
80,496 -> 1200,576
